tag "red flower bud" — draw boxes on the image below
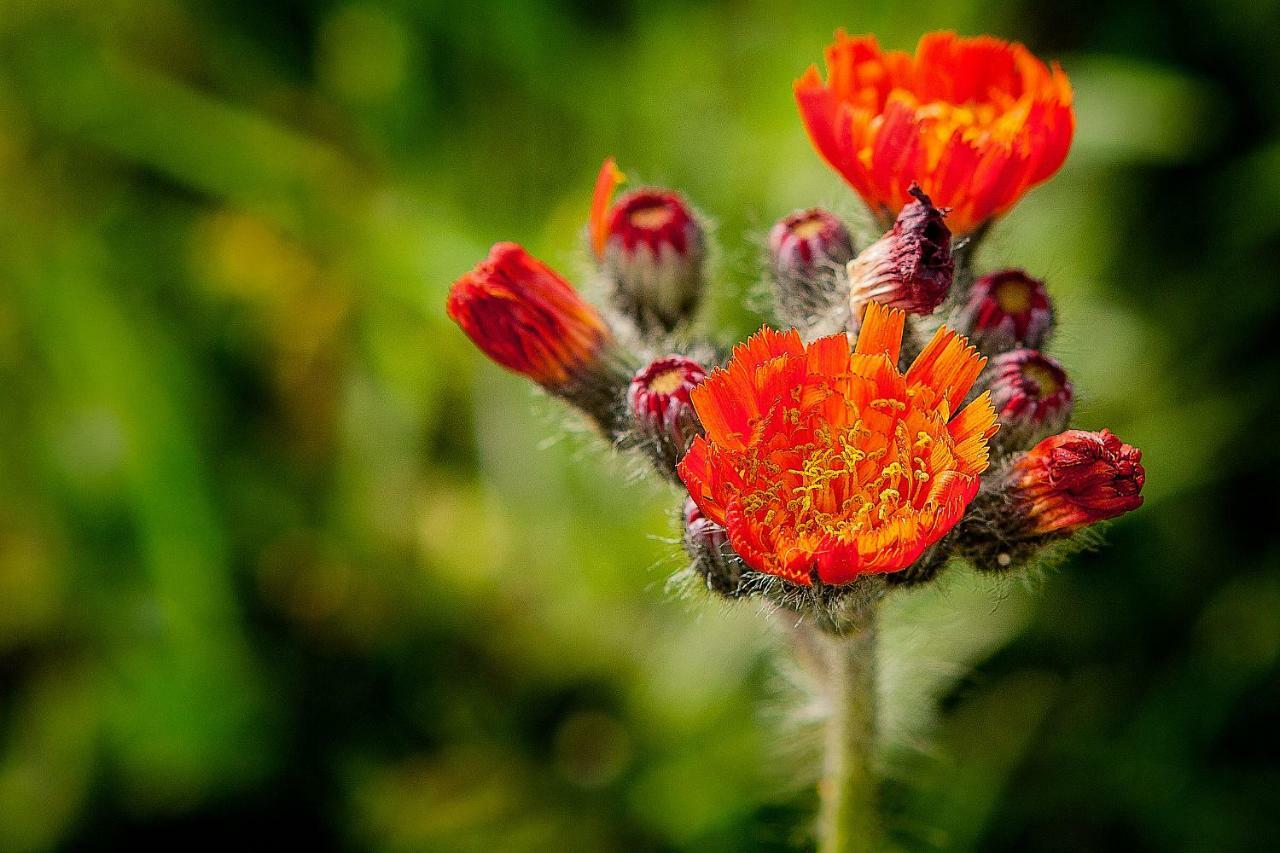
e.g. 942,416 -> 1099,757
768,208 -> 856,331
958,269 -> 1053,352
683,496 -> 744,596
627,356 -> 706,472
848,185 -> 954,317
447,243 -> 612,388
1009,429 -> 1145,535
597,186 -> 706,334
986,349 -> 1073,446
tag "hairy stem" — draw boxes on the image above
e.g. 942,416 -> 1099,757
816,605 -> 879,853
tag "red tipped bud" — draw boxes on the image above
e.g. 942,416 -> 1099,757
1009,429 -> 1145,535
447,243 -> 611,388
627,356 -> 706,472
768,208 -> 856,331
683,496 -> 745,596
597,188 -> 706,334
986,349 -> 1074,447
958,269 -> 1053,352
848,185 -> 954,317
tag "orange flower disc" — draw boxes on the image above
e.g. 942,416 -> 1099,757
678,302 -> 998,585
794,30 -> 1074,235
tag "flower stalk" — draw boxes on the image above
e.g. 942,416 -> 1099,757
815,603 -> 880,853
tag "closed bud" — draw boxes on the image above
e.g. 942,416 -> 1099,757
848,184 -> 953,318
1008,429 -> 1145,535
627,356 -> 706,474
768,208 -> 856,332
986,349 -> 1073,449
589,160 -> 706,335
683,496 -> 746,596
957,269 -> 1053,353
447,242 -> 626,429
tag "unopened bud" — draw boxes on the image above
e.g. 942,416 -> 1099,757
848,185 -> 953,319
683,496 -> 746,596
627,356 -> 706,473
593,175 -> 707,335
447,242 -> 626,429
1008,429 -> 1145,535
985,349 -> 1074,449
957,269 -> 1053,353
768,208 -> 856,332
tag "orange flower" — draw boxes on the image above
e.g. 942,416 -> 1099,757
446,242 -> 610,387
678,302 -> 998,585
794,30 -> 1074,235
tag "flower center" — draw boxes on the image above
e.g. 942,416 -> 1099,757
994,278 -> 1033,313
628,201 -> 677,230
648,367 -> 687,395
791,216 -> 829,239
753,413 -> 942,541
1021,361 -> 1062,399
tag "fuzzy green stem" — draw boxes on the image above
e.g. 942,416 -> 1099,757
817,606 -> 879,853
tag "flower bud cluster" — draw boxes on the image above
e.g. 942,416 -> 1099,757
446,31 -> 1145,611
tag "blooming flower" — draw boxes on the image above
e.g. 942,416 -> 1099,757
794,30 -> 1074,235
678,302 -> 998,585
588,158 -> 706,333
1009,429 -> 1145,534
958,268 -> 1053,351
847,185 -> 954,317
986,348 -> 1073,443
628,355 -> 706,469
446,242 -> 611,387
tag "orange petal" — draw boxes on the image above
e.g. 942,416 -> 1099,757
677,439 -> 727,525
853,301 -> 906,362
906,325 -> 986,412
805,333 -> 852,377
947,390 -> 999,476
588,157 -> 626,257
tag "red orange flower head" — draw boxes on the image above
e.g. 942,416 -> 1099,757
848,185 -> 954,317
447,242 -> 611,388
795,30 -> 1074,235
678,302 -> 998,585
960,268 -> 1054,352
1010,429 -> 1145,535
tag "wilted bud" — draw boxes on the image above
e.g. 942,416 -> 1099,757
627,356 -> 706,473
683,496 -> 746,596
768,208 -> 856,332
957,269 -> 1053,353
848,185 -> 953,319
589,158 -> 706,336
447,243 -> 625,429
1008,429 -> 1145,535
985,349 -> 1074,449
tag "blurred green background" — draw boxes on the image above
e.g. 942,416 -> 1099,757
1,0 -> 1277,850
